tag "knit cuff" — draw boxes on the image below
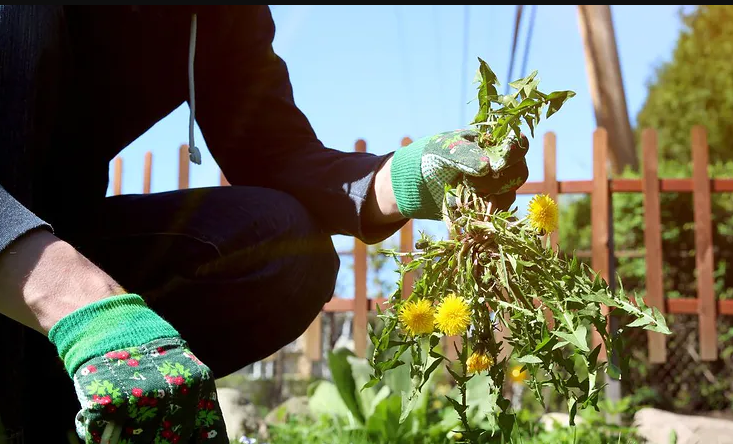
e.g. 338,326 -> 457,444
390,144 -> 439,220
48,294 -> 180,376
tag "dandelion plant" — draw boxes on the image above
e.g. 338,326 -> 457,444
365,58 -> 671,443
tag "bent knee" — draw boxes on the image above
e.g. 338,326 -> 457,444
290,233 -> 340,306
194,186 -> 340,283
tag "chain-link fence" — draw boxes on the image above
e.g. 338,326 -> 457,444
620,313 -> 733,415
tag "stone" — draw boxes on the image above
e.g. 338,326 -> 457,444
216,387 -> 269,442
633,407 -> 733,444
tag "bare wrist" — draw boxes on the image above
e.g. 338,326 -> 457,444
363,154 -> 404,227
0,230 -> 125,334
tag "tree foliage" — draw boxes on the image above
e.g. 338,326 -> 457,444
560,5 -> 733,302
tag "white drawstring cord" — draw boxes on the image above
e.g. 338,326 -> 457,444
188,13 -> 202,165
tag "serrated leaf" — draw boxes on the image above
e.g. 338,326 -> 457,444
516,354 -> 543,364
626,316 -> 652,328
553,325 -> 590,352
534,335 -> 556,353
545,90 -> 576,118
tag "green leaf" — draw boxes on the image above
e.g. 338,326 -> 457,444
545,90 -> 576,118
553,325 -> 590,352
497,412 -> 516,440
568,397 -> 578,426
626,316 -> 653,328
587,344 -> 603,370
362,377 -> 380,391
584,290 -> 619,308
102,380 -> 114,395
445,395 -> 468,415
367,395 -> 412,441
139,406 -> 158,422
308,381 -> 352,419
472,57 -> 499,125
327,348 -> 365,424
607,362 -> 622,380
158,362 -> 173,376
348,355 -> 384,420
516,354 -> 543,364
420,355 -> 444,391
534,334 -> 556,353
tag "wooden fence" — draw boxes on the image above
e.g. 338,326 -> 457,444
111,125 -> 733,370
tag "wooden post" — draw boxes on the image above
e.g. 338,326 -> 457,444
143,152 -> 152,194
353,139 -> 369,358
113,157 -> 123,196
178,145 -> 190,190
577,5 -> 638,174
591,128 -> 611,356
641,129 -> 667,363
544,132 -> 559,250
542,132 -> 558,331
400,137 -> 415,300
299,313 -> 323,378
591,127 -> 621,421
691,126 -> 717,361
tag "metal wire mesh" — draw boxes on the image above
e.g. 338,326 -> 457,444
620,313 -> 733,414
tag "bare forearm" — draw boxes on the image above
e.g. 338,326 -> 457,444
0,230 -> 125,334
363,155 -> 406,228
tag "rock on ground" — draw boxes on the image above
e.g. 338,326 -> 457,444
634,407 -> 733,444
216,387 -> 269,441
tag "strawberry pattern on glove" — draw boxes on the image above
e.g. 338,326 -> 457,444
73,338 -> 228,444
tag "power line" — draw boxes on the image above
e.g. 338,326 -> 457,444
459,5 -> 470,126
505,4 -> 524,95
520,4 -> 538,79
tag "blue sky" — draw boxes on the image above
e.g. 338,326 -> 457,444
110,5 -> 693,298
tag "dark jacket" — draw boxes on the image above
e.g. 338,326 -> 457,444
0,5 -> 402,254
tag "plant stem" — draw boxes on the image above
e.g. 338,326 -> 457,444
459,333 -> 472,434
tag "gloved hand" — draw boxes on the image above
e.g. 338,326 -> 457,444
390,128 -> 530,220
48,294 -> 228,443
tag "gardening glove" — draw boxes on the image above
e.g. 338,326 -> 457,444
48,294 -> 228,444
390,128 -> 530,220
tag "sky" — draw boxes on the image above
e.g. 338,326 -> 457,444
109,5 -> 694,299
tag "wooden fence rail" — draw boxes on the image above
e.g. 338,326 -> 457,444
111,125 -> 733,368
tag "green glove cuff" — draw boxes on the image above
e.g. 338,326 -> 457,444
390,142 -> 440,220
48,294 -> 180,376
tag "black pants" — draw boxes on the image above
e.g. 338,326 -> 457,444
0,6 -> 339,441
13,188 -> 340,442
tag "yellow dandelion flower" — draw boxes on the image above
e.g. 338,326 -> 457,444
509,365 -> 527,383
399,299 -> 435,336
466,352 -> 494,374
528,193 -> 559,233
434,294 -> 471,336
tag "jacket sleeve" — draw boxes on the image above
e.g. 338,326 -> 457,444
0,186 -> 52,253
194,6 -> 407,244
